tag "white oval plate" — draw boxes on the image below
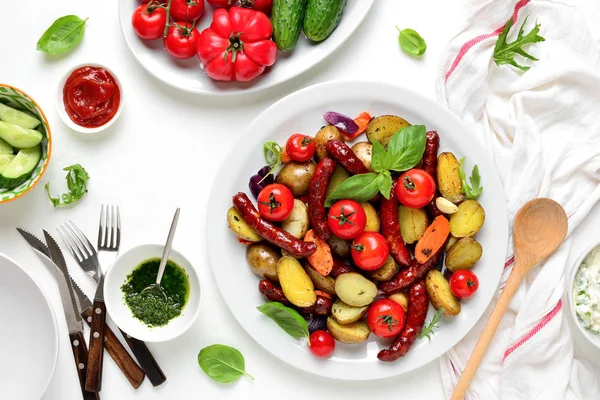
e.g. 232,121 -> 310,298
0,253 -> 59,398
206,81 -> 509,380
118,1 -> 373,96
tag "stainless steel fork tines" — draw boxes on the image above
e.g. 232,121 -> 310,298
98,204 -> 121,252
57,220 -> 99,280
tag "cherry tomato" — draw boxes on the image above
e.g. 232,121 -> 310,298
395,169 -> 436,209
257,183 -> 294,221
239,0 -> 272,12
170,0 -> 205,21
327,200 -> 366,240
367,299 -> 406,338
164,22 -> 200,59
449,270 -> 479,299
132,3 -> 167,40
285,134 -> 316,162
308,330 -> 335,358
206,0 -> 236,7
351,231 -> 389,271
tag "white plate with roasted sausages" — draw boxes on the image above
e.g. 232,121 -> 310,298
206,80 -> 509,380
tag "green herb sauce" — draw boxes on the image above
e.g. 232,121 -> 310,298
121,258 -> 189,327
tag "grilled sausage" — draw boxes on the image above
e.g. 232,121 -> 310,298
326,140 -> 370,175
329,257 -> 360,278
378,280 -> 429,361
380,179 -> 412,267
423,131 -> 442,218
233,193 -> 317,257
379,250 -> 441,295
258,280 -> 332,316
309,158 -> 336,241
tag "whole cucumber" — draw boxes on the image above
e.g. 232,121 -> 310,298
303,0 -> 347,42
272,0 -> 307,52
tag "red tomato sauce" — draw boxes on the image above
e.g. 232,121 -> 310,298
63,66 -> 120,128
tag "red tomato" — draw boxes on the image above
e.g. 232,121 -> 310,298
395,169 -> 436,209
257,183 -> 294,221
351,232 -> 389,271
239,0 -> 272,12
164,22 -> 200,59
197,7 -> 277,82
308,330 -> 335,358
367,299 -> 406,338
286,134 -> 316,162
327,200 -> 366,240
170,0 -> 205,21
132,4 -> 167,40
206,0 -> 236,7
449,270 -> 479,299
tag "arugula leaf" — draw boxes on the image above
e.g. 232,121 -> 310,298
387,125 -> 427,171
493,16 -> 545,71
325,173 -> 380,206
45,164 -> 90,207
418,308 -> 445,340
198,344 -> 254,383
37,15 -> 88,55
458,157 -> 483,199
378,170 -> 393,199
371,139 -> 392,173
397,27 -> 427,57
257,302 -> 310,341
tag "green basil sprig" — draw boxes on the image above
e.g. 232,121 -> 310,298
257,302 -> 310,341
326,125 -> 426,206
45,164 -> 90,207
37,15 -> 88,55
198,344 -> 254,384
458,157 -> 483,199
397,27 -> 426,57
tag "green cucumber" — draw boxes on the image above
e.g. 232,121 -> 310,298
0,145 -> 41,190
0,103 -> 41,129
272,0 -> 307,51
0,154 -> 15,175
0,138 -> 13,154
0,121 -> 43,148
303,0 -> 347,42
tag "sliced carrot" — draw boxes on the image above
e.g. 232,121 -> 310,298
304,229 -> 334,276
281,148 -> 292,163
341,111 -> 373,141
314,290 -> 332,300
415,215 -> 450,264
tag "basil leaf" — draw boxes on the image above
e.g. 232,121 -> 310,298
325,173 -> 380,206
198,344 -> 254,384
378,170 -> 393,199
387,125 -> 427,171
45,164 -> 90,207
257,302 -> 309,340
397,27 -> 427,56
371,140 -> 392,173
37,15 -> 88,55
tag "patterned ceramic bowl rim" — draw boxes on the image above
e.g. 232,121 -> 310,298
0,84 -> 52,204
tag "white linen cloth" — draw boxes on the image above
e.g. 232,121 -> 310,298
435,0 -> 600,398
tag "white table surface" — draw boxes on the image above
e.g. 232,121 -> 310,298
2,1 -> 600,399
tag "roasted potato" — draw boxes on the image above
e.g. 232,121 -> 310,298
367,255 -> 396,281
275,162 -> 316,196
366,115 -> 410,147
328,235 -> 351,259
445,237 -> 483,272
315,125 -> 344,159
398,206 -> 429,244
361,202 -> 380,232
388,292 -> 408,311
277,256 -> 316,307
437,152 -> 465,203
445,235 -> 459,252
326,317 -> 371,344
227,207 -> 262,242
281,199 -> 309,239
246,243 -> 280,281
331,298 -> 369,325
303,262 -> 336,297
351,142 -> 374,172
426,270 -> 460,317
449,200 -> 485,237
335,272 -> 378,307
326,166 -> 349,198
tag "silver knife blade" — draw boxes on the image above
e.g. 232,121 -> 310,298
16,228 -> 51,258
70,275 -> 93,311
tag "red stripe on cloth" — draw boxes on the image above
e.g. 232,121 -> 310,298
445,0 -> 531,81
502,300 -> 563,361
504,256 -> 515,269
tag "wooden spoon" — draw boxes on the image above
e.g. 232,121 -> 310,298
450,198 -> 568,400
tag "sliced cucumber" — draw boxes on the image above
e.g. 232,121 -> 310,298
0,103 -> 41,129
0,145 -> 41,190
0,154 -> 15,175
0,120 -> 43,148
0,138 -> 12,154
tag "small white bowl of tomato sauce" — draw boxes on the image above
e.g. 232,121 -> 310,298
57,63 -> 123,134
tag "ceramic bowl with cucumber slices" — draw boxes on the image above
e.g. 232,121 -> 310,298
0,85 -> 51,204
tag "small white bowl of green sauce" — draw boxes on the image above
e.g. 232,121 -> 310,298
104,244 -> 202,342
